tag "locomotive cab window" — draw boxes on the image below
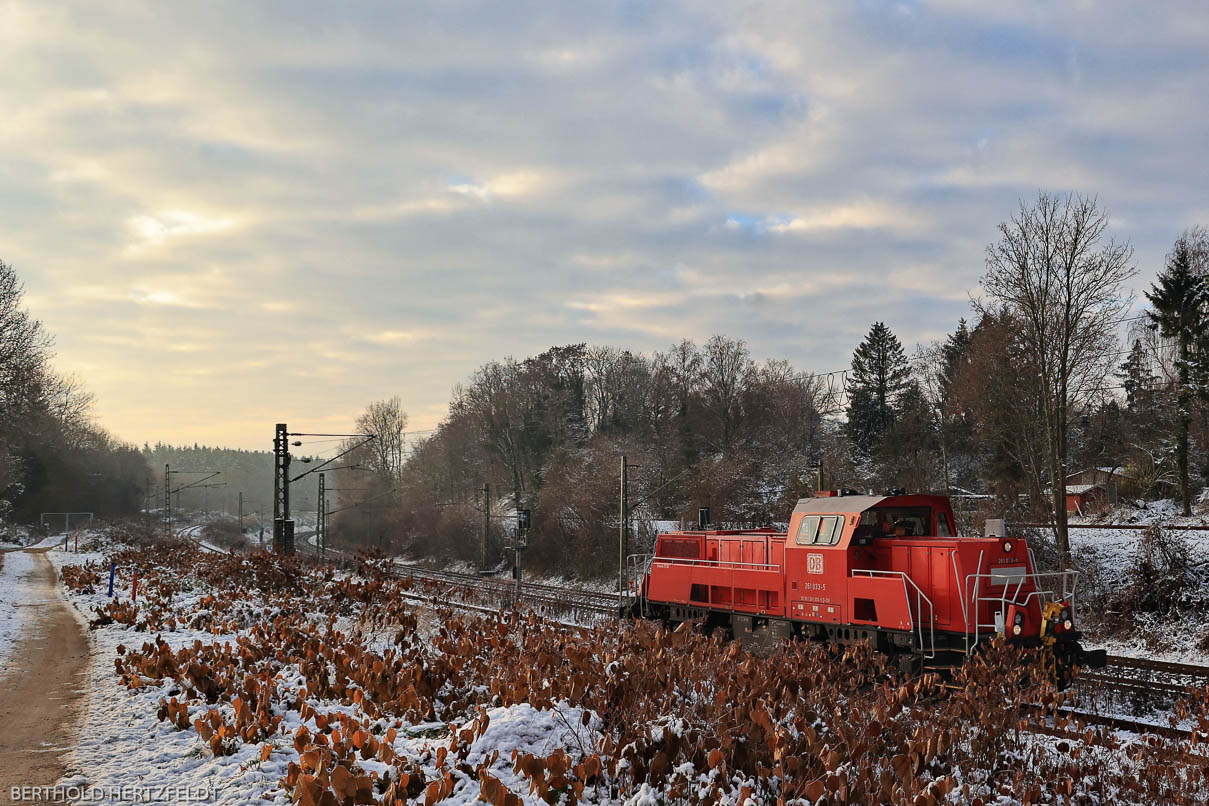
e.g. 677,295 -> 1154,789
794,515 -> 820,545
859,507 -> 932,538
815,516 -> 841,545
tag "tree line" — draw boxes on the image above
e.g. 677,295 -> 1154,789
0,260 -> 148,526
333,193 -> 1209,577
141,443 -> 275,525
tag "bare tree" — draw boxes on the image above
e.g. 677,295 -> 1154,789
701,335 -> 754,449
44,373 -> 96,450
0,260 -> 52,413
914,344 -> 952,494
355,396 -> 408,482
664,339 -> 703,418
977,192 -> 1135,567
583,345 -> 650,434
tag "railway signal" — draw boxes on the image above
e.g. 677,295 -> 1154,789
272,423 -> 375,556
512,509 -> 530,599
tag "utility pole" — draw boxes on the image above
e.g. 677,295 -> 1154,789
481,482 -> 490,573
164,463 -> 171,537
619,455 -> 628,601
317,472 -> 325,559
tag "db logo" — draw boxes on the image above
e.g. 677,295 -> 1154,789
807,553 -> 824,574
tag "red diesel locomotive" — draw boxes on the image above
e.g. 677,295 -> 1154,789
633,492 -> 1106,676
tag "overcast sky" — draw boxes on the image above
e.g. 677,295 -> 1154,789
4,1 -> 1208,451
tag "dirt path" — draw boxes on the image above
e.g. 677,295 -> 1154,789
0,549 -> 89,803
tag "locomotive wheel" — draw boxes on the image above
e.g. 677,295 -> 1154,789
895,652 -> 923,677
1048,642 -> 1079,690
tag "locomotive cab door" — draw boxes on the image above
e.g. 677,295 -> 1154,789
785,512 -> 847,624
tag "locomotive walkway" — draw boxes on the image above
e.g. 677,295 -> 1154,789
0,546 -> 90,803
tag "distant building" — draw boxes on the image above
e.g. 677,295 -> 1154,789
1064,467 -> 1134,505
1062,483 -> 1108,515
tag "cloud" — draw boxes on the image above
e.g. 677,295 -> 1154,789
125,210 -> 241,252
2,0 -> 1207,449
726,201 -> 923,235
448,170 -> 555,202
362,329 -> 436,345
128,288 -> 207,308
448,182 -> 491,201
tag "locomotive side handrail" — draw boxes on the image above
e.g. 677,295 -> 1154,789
650,557 -> 782,571
626,552 -> 655,617
952,550 -> 970,637
850,568 -> 935,659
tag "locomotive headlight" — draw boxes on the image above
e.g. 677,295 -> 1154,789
1063,619 -> 1073,631
1012,624 -> 1022,635
1002,541 -> 1013,553
1061,609 -> 1072,631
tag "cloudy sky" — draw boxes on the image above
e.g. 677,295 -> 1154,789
4,1 -> 1208,451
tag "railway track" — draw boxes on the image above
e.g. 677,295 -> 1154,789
290,536 -> 620,620
1080,654 -> 1209,697
389,562 -> 620,621
1065,653 -> 1209,739
176,524 -> 223,553
1028,703 -> 1203,741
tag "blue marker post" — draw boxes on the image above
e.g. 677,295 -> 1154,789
107,561 -> 116,597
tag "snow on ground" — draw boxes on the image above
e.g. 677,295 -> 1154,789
1064,500 -> 1209,664
27,531 -> 76,549
56,573 -> 291,802
45,530 -> 612,805
0,550 -> 41,675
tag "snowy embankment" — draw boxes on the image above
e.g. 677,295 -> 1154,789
1068,499 -> 1209,664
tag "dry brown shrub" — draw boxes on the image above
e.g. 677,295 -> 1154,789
78,540 -> 1209,804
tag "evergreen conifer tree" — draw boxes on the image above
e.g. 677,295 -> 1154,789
939,318 -> 971,399
1117,339 -> 1154,413
1145,230 -> 1209,515
845,322 -> 911,455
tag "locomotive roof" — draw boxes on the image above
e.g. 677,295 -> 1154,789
792,493 -> 952,516
792,495 -> 887,514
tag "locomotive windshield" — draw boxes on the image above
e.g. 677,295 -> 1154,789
859,507 -> 931,537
